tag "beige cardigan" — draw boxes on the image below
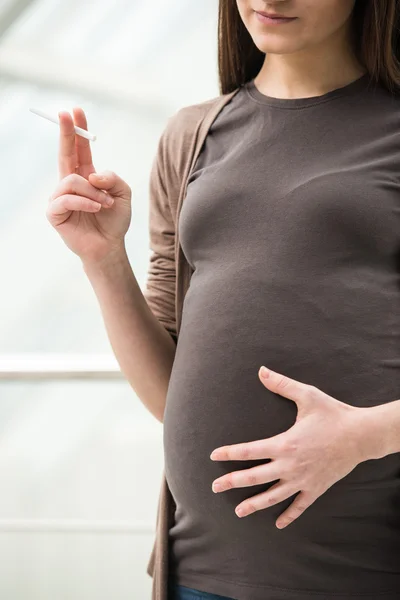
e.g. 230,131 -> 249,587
143,85 -> 240,600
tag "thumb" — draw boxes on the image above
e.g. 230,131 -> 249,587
258,366 -> 306,406
89,170 -> 131,200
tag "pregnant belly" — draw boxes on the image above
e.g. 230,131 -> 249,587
162,273 -> 400,591
163,324 -> 400,591
163,280 -> 400,514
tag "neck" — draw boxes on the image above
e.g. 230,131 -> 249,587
255,22 -> 366,99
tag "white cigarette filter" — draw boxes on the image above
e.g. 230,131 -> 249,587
29,107 -> 97,141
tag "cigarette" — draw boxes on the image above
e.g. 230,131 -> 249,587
29,107 -> 97,141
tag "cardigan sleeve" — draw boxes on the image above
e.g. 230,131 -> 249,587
142,98 -> 220,346
143,116 -> 180,345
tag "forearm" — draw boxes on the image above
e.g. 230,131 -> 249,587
82,247 -> 176,423
358,398 -> 400,460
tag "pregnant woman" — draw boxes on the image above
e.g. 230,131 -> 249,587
47,1 -> 400,599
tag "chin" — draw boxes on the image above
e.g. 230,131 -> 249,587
252,35 -> 302,55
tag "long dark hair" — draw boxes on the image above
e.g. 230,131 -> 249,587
218,0 -> 400,95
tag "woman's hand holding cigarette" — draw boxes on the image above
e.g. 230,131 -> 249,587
46,107 -> 132,266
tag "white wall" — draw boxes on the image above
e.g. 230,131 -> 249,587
0,0 -> 218,597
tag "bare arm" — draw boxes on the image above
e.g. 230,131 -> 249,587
83,247 -> 176,424
83,113 -> 183,424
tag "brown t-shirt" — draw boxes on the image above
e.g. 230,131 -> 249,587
163,73 -> 400,600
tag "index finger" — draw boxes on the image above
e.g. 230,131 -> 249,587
58,111 -> 77,180
210,438 -> 276,461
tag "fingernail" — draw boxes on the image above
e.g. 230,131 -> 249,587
104,194 -> 114,206
260,366 -> 270,378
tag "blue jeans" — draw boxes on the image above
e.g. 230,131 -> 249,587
168,581 -> 235,600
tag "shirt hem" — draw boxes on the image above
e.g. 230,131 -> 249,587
173,572 -> 400,600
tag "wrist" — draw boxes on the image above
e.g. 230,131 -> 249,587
82,243 -> 128,278
351,400 -> 400,461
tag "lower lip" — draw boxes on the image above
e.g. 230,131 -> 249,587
255,12 -> 297,25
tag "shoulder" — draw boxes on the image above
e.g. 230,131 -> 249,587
152,90 -> 239,195
161,90 -> 239,157
169,93 -> 231,130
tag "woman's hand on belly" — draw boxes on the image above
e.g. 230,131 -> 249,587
209,365 -> 385,530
